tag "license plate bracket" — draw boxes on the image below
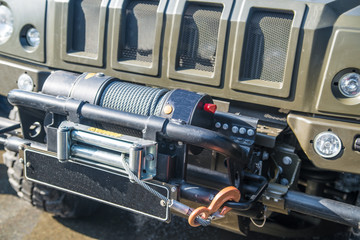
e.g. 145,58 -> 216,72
24,149 -> 170,221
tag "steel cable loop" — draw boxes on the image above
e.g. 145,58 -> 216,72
100,82 -> 168,116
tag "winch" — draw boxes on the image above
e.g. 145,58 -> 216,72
12,71 -> 251,185
3,71 -> 254,225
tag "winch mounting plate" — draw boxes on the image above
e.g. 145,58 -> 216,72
23,148 -> 170,222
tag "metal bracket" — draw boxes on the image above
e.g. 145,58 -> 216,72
64,98 -> 86,123
271,145 -> 301,187
262,183 -> 288,214
142,116 -> 168,141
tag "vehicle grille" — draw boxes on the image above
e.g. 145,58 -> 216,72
119,0 -> 159,63
69,0 -> 102,54
240,10 -> 294,83
176,4 -> 223,73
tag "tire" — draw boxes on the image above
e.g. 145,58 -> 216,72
4,150 -> 99,218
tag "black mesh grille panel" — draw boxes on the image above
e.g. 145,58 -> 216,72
70,0 -> 102,54
240,10 -> 294,83
176,4 -> 223,73
119,0 -> 159,63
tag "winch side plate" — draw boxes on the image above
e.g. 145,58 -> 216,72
24,149 -> 170,221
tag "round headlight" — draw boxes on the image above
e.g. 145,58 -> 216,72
338,72 -> 360,98
0,5 -> 14,44
17,74 -> 34,91
26,27 -> 40,47
313,132 -> 342,159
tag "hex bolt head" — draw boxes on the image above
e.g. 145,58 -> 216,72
282,156 -> 292,166
222,123 -> 229,130
215,122 -> 221,128
280,178 -> 289,186
145,154 -> 154,161
160,200 -> 166,207
169,144 -> 175,151
262,152 -> 269,161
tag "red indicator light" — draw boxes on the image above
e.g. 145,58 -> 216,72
204,103 -> 217,114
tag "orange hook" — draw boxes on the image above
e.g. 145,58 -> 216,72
188,186 -> 241,227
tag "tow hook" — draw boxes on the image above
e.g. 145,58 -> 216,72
188,186 -> 241,227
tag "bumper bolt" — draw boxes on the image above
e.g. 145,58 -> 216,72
160,200 -> 166,207
280,178 -> 289,185
145,154 -> 154,161
354,138 -> 360,151
282,156 -> 292,166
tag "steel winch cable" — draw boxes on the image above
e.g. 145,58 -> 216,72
118,153 -> 211,227
99,82 -> 169,117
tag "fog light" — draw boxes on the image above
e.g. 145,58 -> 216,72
313,132 -> 342,158
338,73 -> 360,98
26,27 -> 40,47
0,5 -> 13,44
17,74 -> 34,91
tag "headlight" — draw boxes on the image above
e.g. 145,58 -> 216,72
0,5 -> 14,44
26,27 -> 40,47
338,72 -> 360,98
313,131 -> 342,159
